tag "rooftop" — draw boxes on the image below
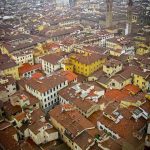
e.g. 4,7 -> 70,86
19,63 -> 42,75
0,54 -> 17,70
41,52 -> 67,65
59,82 -> 104,112
26,72 -> 67,93
69,53 -> 106,65
123,84 -> 141,95
0,123 -> 20,150
49,104 -> 95,137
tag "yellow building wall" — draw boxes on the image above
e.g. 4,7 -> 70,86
106,41 -> 122,50
69,57 -> 106,77
108,79 -> 122,90
123,78 -> 132,87
103,64 -> 122,76
110,50 -> 121,57
121,100 -> 144,108
2,66 -> 19,80
136,47 -> 149,55
103,65 -> 113,75
135,42 -> 150,55
37,25 -> 44,31
64,64 -> 74,72
0,45 -> 10,56
133,74 -> 149,91
134,36 -> 145,41
145,94 -> 150,100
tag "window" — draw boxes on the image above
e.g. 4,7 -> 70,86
33,104 -> 36,107
112,135 -> 117,139
104,129 -> 107,133
112,83 -> 115,86
45,104 -> 47,107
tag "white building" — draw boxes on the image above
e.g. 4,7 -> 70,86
25,122 -> 58,145
25,73 -> 68,112
98,31 -> 114,47
12,49 -> 34,66
41,52 -> 67,75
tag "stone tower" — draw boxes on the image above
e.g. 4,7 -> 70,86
125,0 -> 133,35
106,0 -> 113,28
69,0 -> 77,7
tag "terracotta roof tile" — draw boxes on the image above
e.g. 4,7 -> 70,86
49,105 -> 95,137
104,89 -> 130,101
123,84 -> 141,95
19,63 -> 42,75
61,70 -> 77,82
14,112 -> 26,122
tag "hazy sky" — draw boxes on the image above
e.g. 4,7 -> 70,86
56,0 -> 69,4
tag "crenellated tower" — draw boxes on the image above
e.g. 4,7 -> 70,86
106,0 -> 113,28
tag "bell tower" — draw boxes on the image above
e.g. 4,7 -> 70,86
106,0 -> 113,28
125,0 -> 133,35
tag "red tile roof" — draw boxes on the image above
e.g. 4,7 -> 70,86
41,52 -> 66,65
31,72 -> 43,79
19,63 -> 42,75
43,42 -> 60,50
61,70 -> 77,82
0,125 -> 20,150
104,89 -> 130,101
14,112 -> 26,121
26,74 -> 67,93
49,105 -> 95,136
123,84 -> 141,95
